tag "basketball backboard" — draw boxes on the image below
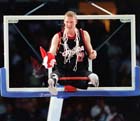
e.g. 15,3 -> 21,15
1,15 -> 138,97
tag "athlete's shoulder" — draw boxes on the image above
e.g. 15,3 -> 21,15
79,28 -> 88,34
52,32 -> 60,40
79,29 -> 89,38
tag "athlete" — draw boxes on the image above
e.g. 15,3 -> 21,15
40,11 -> 99,95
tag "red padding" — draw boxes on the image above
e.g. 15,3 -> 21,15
64,85 -> 77,92
59,76 -> 89,81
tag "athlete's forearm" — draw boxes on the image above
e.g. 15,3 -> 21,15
49,33 -> 59,55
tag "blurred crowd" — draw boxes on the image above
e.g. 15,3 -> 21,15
0,96 -> 140,121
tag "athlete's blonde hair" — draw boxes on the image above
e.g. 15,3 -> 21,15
64,11 -> 77,20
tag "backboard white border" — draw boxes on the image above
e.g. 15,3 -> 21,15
3,15 -> 136,94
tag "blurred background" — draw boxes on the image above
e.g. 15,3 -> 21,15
0,0 -> 140,121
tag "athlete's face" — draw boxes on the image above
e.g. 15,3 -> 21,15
64,16 -> 77,30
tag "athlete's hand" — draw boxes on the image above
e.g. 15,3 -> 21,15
89,50 -> 97,60
40,46 -> 56,69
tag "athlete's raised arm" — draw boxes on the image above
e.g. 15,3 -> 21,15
83,30 -> 97,60
49,33 -> 60,55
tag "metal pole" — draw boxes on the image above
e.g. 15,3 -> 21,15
47,97 -> 64,121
